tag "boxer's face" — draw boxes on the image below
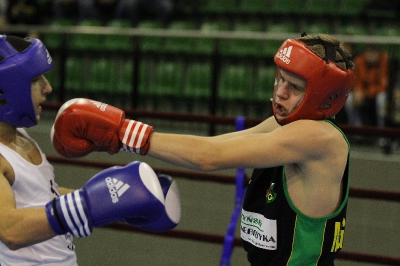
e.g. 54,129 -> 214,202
273,69 -> 306,121
31,74 -> 52,122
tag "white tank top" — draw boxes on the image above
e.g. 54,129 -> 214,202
0,129 -> 78,266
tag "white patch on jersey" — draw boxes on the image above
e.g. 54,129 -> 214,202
240,209 -> 277,250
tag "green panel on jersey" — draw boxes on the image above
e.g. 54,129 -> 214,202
287,216 -> 326,265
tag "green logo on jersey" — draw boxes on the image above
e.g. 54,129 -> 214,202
266,183 -> 277,203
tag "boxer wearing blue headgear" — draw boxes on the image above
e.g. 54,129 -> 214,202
0,35 -> 180,265
0,35 -> 53,127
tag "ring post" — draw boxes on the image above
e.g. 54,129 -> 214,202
219,116 -> 247,266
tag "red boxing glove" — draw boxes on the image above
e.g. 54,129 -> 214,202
51,98 -> 154,158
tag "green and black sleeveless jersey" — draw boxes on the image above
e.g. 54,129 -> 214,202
241,120 -> 350,266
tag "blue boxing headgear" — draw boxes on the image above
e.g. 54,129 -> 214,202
0,35 -> 53,127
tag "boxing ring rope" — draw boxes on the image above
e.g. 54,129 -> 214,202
43,103 -> 400,265
43,102 -> 400,137
46,155 -> 400,205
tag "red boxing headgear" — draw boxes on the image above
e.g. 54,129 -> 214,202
272,38 -> 354,125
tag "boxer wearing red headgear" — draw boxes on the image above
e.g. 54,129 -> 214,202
272,36 -> 354,125
53,34 -> 354,265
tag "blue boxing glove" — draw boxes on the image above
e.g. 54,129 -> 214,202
45,161 -> 165,237
132,174 -> 181,232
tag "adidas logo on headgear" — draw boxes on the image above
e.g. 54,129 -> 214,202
46,49 -> 52,64
276,46 -> 293,65
105,177 -> 131,203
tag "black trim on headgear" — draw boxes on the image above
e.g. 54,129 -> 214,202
0,36 -> 32,62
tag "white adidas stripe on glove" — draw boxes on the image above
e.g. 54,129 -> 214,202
119,120 -> 154,155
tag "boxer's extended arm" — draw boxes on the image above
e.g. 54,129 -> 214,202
147,119 -> 341,171
148,116 -> 280,171
146,116 -> 280,170
51,99 -> 279,160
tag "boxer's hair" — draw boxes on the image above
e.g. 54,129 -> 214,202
298,34 -> 355,70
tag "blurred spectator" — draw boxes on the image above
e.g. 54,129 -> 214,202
53,0 -> 174,26
392,63 -> 400,123
0,0 -> 7,26
116,0 -> 174,27
345,44 -> 390,128
52,0 -> 79,21
7,0 -> 46,38
53,0 -> 118,23
7,0 -> 42,25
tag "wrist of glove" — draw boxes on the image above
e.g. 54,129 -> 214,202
45,190 -> 93,238
119,119 -> 154,155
